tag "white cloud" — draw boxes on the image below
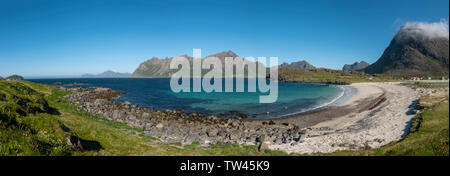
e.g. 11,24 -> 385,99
395,20 -> 449,41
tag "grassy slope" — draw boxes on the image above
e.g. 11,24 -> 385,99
1,80 -> 287,156
0,81 -> 72,156
278,68 -> 396,83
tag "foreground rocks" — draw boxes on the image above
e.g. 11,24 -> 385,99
65,87 -> 304,147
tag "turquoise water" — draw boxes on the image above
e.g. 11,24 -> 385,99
29,78 -> 345,119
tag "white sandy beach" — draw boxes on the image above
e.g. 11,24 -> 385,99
269,82 -> 420,154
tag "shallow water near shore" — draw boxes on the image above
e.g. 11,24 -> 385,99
29,78 -> 345,119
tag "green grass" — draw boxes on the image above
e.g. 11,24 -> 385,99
0,81 -> 72,156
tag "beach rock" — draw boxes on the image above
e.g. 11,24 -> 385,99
94,87 -> 111,92
112,110 -> 125,120
94,99 -> 108,107
156,123 -> 164,129
207,129 -> 219,137
258,141 -> 269,151
269,120 -> 275,125
142,112 -> 151,119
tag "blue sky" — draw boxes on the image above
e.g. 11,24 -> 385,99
0,0 -> 448,78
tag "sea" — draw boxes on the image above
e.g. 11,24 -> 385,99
28,78 -> 350,119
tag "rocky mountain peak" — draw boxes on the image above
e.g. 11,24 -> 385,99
364,22 -> 449,76
342,61 -> 369,71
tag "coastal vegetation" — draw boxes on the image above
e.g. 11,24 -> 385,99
278,68 -> 395,83
0,81 -> 71,155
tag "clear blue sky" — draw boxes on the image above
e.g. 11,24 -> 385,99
0,0 -> 448,78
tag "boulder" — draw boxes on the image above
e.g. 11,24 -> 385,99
207,128 -> 219,137
142,112 -> 151,119
112,110 -> 125,120
156,123 -> 164,129
94,99 -> 108,107
269,120 -> 275,125
258,141 -> 269,151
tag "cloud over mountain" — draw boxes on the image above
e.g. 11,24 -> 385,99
364,20 -> 449,76
394,20 -> 449,41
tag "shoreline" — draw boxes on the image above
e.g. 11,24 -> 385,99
30,78 -> 353,120
52,80 -> 421,154
268,82 -> 421,154
269,85 -> 356,120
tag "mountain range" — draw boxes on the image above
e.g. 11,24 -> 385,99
131,50 -> 267,78
131,22 -> 449,78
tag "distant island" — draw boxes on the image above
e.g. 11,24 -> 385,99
82,70 -> 131,78
1,74 -> 24,81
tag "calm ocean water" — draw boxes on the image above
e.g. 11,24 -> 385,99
28,78 -> 344,119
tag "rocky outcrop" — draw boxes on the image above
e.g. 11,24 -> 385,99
65,87 -> 305,146
131,57 -> 177,77
342,61 -> 369,71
